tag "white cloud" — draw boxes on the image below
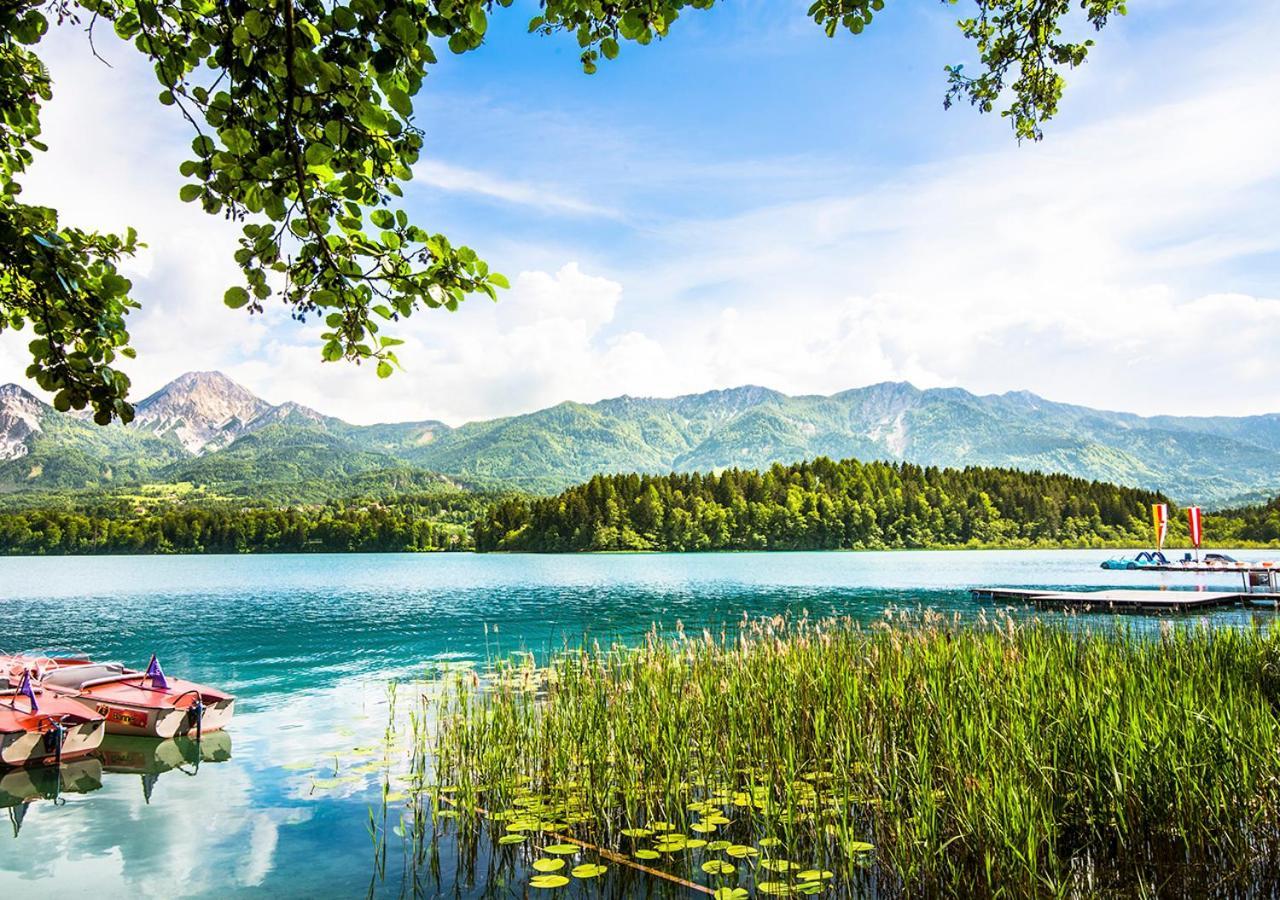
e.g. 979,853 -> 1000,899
415,159 -> 620,219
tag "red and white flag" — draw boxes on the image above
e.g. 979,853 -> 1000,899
1152,503 -> 1169,550
1188,506 -> 1203,548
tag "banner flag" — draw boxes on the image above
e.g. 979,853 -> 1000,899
1152,503 -> 1169,550
1188,506 -> 1203,548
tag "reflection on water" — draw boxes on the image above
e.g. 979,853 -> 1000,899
1,550 -> 1279,896
2,759 -> 103,837
1,735 -> 231,837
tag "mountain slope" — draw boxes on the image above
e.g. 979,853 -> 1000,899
0,385 -> 188,491
3,372 -> 1279,504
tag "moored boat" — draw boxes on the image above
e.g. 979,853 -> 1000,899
5,654 -> 235,740
0,674 -> 106,767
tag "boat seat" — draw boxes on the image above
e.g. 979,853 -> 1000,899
41,664 -> 126,688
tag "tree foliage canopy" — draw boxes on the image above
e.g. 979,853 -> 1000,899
473,456 -> 1171,552
1,0 -> 1125,423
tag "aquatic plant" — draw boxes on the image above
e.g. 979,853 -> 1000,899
383,612 -> 1280,896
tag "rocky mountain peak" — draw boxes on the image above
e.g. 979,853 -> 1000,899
0,383 -> 48,461
132,371 -> 273,454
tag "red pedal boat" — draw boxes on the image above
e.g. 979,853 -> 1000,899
0,673 -> 106,767
5,654 -> 235,740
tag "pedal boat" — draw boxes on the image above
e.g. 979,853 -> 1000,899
8,655 -> 234,740
0,674 -> 106,767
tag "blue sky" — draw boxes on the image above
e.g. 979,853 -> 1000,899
3,0 -> 1278,424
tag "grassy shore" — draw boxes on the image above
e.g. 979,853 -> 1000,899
394,614 -> 1280,896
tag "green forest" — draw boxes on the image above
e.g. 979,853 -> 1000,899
473,457 -> 1278,553
0,490 -> 492,555
2,456 -> 1278,555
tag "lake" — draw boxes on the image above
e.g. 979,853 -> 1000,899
1,549 -> 1277,897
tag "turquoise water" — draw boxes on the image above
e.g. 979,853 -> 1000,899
0,549 -> 1276,897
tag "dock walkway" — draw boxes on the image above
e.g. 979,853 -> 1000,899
971,587 -> 1280,612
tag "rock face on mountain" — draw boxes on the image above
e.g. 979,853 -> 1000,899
0,384 -> 45,461
131,371 -> 274,454
2,371 -> 1279,504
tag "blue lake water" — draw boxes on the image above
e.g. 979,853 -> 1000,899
1,549 -> 1277,897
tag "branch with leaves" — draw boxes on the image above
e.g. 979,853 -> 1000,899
0,0 -> 1124,424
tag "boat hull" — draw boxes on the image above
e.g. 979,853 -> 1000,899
0,717 -> 104,767
78,695 -> 235,739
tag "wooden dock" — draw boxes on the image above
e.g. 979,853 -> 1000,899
971,587 -> 1280,612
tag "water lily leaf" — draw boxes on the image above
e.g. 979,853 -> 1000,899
757,882 -> 795,896
759,859 -> 799,872
649,821 -> 675,831
707,840 -> 733,851
690,821 -> 717,833
533,858 -> 565,872
530,874 -> 570,889
281,760 -> 315,771
846,841 -> 875,853
620,827 -> 653,838
758,837 -> 782,848
797,870 -> 834,880
544,844 -> 579,856
634,849 -> 661,860
726,845 -> 759,858
498,834 -> 526,845
571,863 -> 608,878
713,890 -> 749,900
795,882 -> 824,895
685,839 -> 708,849
701,860 -> 736,875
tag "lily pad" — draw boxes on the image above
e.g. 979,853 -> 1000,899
634,849 -> 661,860
847,841 -> 875,853
533,858 -> 565,872
726,845 -> 759,858
530,874 -> 570,889
713,890 -> 749,900
498,834 -> 526,845
620,827 -> 653,838
759,859 -> 800,872
701,860 -> 736,876
544,844 -> 579,856
757,882 -> 795,896
707,840 -> 733,851
797,870 -> 834,880
571,863 -> 608,879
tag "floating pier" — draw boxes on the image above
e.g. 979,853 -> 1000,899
971,587 -> 1280,612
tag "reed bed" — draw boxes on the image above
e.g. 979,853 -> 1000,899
392,612 -> 1280,897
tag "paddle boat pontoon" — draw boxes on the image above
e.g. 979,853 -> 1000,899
0,673 -> 106,767
4,654 -> 235,740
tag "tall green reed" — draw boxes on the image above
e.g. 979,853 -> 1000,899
413,612 -> 1280,896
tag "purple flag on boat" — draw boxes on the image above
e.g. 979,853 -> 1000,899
145,654 -> 169,690
18,671 -> 37,712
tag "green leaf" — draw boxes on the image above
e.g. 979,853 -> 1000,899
179,184 -> 202,203
387,89 -> 413,118
376,360 -> 393,378
224,286 -> 250,309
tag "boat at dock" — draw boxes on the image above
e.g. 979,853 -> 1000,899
3,654 -> 235,740
0,673 -> 106,767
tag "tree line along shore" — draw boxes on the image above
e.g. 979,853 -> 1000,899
1,457 -> 1277,555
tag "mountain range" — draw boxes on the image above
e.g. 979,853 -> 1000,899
2,371 -> 1278,506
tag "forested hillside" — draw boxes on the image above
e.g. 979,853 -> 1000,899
473,457 -> 1184,552
0,490 -> 496,555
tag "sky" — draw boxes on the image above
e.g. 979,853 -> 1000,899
2,0 -> 1279,426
